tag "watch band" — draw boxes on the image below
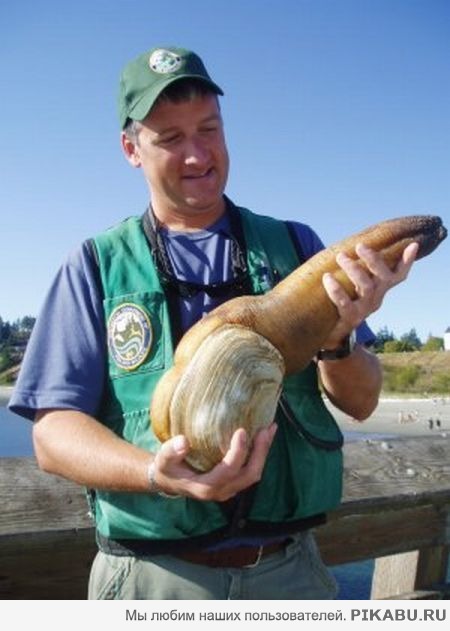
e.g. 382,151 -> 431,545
317,331 -> 356,361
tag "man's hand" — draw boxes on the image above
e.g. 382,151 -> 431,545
316,241 -> 418,420
321,241 -> 418,348
149,424 -> 278,502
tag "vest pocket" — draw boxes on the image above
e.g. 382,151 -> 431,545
104,291 -> 170,379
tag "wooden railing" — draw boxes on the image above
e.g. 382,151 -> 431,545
0,435 -> 449,599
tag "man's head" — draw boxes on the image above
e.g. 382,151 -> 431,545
119,46 -> 229,227
118,46 -> 223,130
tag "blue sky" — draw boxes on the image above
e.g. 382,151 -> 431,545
1,0 -> 449,341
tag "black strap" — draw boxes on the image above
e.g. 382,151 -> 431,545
88,205 -> 305,311
226,198 -> 252,280
96,511 -> 327,557
141,201 -> 254,346
278,394 -> 344,451
141,202 -> 251,300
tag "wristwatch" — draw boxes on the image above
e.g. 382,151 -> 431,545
316,330 -> 357,361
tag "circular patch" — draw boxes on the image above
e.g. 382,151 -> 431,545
108,303 -> 153,371
149,49 -> 182,74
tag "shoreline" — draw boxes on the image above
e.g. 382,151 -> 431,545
2,384 -> 449,439
327,396 -> 450,438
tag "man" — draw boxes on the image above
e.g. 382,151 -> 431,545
10,46 -> 417,599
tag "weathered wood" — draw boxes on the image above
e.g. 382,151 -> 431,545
0,435 -> 449,599
0,529 -> 96,599
1,435 -> 447,536
0,457 -> 92,535
316,504 -> 450,566
342,434 -> 450,505
370,546 -> 449,599
0,457 -> 95,598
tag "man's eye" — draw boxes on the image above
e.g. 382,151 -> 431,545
160,134 -> 181,145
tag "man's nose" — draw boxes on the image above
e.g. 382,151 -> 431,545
184,138 -> 209,165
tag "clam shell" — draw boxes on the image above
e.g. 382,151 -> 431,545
168,324 -> 285,471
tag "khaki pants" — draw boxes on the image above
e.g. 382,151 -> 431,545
88,531 -> 337,600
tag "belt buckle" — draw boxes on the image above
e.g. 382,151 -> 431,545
243,545 -> 264,569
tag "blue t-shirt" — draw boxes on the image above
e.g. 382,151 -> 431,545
9,212 -> 374,420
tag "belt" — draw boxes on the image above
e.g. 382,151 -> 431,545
175,540 -> 289,569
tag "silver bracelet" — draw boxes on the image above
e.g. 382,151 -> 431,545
147,460 -> 180,499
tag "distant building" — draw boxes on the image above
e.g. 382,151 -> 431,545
445,327 -> 450,351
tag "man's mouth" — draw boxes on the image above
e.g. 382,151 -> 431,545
183,167 -> 214,180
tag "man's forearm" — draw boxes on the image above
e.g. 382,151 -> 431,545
33,409 -> 278,502
33,410 -> 152,492
318,344 -> 382,420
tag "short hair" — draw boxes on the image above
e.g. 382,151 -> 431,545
155,77 -> 217,105
123,119 -> 141,143
123,78 -> 219,142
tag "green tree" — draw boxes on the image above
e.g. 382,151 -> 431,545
383,339 -> 414,352
422,335 -> 444,351
0,315 -> 35,379
400,328 -> 422,350
0,318 -> 11,344
374,326 -> 395,352
20,316 -> 36,333
0,348 -> 11,372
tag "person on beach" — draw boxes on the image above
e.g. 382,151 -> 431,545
9,45 -> 418,600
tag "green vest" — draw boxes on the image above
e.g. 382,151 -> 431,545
92,206 -> 343,545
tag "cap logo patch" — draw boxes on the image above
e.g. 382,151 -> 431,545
149,49 -> 182,74
108,303 -> 153,370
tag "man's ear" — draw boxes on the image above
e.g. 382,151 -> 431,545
121,131 -> 141,168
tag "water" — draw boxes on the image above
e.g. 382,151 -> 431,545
0,402 -> 33,457
332,560 -> 373,599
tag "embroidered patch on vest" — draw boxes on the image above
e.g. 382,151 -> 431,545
108,303 -> 153,370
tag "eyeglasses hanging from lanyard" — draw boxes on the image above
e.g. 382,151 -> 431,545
141,207 -> 252,300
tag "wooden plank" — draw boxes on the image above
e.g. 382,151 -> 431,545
1,504 -> 447,598
316,504 -> 450,566
1,436 -> 449,536
342,435 -> 450,505
415,545 -> 450,587
0,436 -> 449,599
372,551 -> 425,599
0,529 -> 96,599
0,457 -> 92,535
371,546 -> 450,599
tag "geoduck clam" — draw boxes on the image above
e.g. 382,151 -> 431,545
150,215 -> 447,471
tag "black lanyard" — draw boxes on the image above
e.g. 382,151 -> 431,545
141,198 -> 253,345
141,199 -> 252,300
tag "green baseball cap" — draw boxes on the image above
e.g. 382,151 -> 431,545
118,46 -> 224,128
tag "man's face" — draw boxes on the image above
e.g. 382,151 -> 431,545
124,93 -> 229,225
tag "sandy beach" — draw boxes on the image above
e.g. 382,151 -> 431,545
327,396 -> 450,439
